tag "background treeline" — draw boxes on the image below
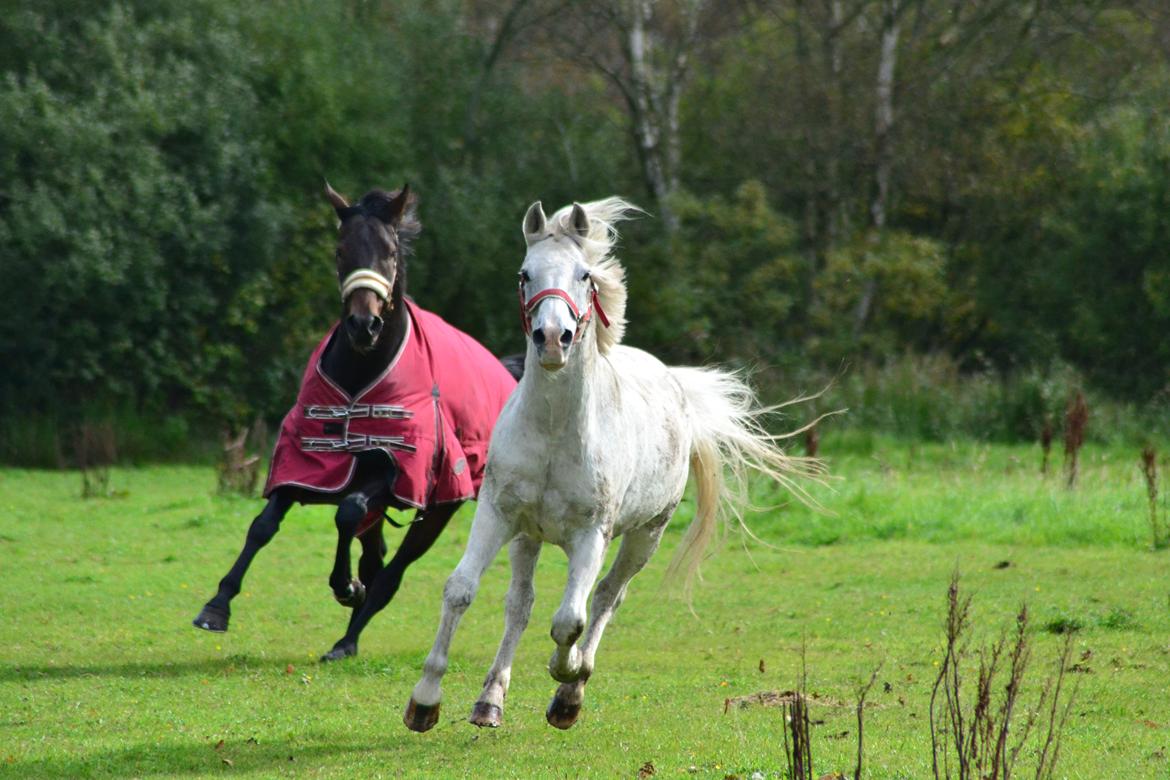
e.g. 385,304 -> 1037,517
1,0 -> 1168,465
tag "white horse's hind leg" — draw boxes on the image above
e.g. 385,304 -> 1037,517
469,534 -> 542,728
548,528 -> 608,685
546,516 -> 670,730
404,505 -> 513,733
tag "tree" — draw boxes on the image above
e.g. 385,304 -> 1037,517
550,0 -> 735,231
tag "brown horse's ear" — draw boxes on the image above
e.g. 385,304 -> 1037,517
324,180 -> 350,220
377,183 -> 411,225
569,202 -> 590,239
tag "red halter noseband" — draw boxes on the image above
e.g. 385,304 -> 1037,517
519,281 -> 611,343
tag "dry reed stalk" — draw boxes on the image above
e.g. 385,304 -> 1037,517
854,663 -> 882,780
1039,419 -> 1053,475
781,647 -> 814,780
805,424 -> 820,458
1063,392 -> 1087,488
784,692 -> 813,780
1141,447 -> 1164,549
930,571 -> 971,779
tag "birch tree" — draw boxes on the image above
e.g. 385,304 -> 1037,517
556,0 -> 722,231
852,0 -> 903,336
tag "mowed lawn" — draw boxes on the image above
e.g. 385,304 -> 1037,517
1,439 -> 1167,778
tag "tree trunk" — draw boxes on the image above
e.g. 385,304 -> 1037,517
822,0 -> 845,247
463,0 -> 536,163
627,0 -> 672,227
870,0 -> 899,233
854,0 -> 901,338
794,0 -> 822,266
626,0 -> 683,230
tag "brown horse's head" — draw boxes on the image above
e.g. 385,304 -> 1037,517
325,182 -> 419,352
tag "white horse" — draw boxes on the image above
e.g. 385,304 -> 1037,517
404,197 -> 821,732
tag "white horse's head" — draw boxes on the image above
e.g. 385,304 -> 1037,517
518,197 -> 640,371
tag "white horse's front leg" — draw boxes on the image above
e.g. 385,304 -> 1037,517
404,503 -> 513,733
548,527 -> 608,685
469,534 -> 542,728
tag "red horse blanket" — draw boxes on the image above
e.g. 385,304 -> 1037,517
264,301 -> 516,513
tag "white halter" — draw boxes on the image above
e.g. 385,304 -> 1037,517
340,269 -> 393,302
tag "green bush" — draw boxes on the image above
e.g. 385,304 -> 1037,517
769,354 -> 1170,447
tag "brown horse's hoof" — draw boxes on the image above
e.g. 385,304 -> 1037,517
192,603 -> 229,633
545,695 -> 581,730
334,579 -> 366,608
319,640 -> 357,663
404,698 -> 440,732
469,701 -> 502,728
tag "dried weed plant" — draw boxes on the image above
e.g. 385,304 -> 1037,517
1141,447 -> 1167,550
76,421 -> 117,499
217,421 -> 265,496
1062,392 -> 1088,488
929,571 -> 1077,780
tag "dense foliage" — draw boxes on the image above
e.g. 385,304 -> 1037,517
1,1 -> 1168,462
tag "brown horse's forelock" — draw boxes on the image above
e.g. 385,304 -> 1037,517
350,188 -> 421,254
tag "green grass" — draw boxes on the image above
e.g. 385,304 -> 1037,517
1,438 -> 1168,778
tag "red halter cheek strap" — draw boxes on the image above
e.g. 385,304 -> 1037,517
519,282 -> 611,343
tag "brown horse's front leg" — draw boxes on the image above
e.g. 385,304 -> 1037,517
329,490 -> 380,608
193,489 -> 296,633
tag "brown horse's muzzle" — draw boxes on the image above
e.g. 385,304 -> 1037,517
344,288 -> 389,352
345,311 -> 384,351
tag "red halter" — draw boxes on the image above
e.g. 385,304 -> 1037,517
519,281 -> 611,343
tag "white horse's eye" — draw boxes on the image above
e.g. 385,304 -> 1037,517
519,270 -> 531,283
580,270 -> 591,282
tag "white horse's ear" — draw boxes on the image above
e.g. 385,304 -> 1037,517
324,180 -> 350,223
523,201 -> 547,245
570,202 -> 590,239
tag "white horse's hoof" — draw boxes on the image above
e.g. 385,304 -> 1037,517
404,698 -> 440,732
546,692 -> 582,729
469,701 -> 503,728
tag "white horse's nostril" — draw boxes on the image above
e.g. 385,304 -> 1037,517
532,329 -> 546,346
559,329 -> 573,347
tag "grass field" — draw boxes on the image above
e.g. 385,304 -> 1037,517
1,437 -> 1168,778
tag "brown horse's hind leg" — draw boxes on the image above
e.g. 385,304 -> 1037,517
320,502 -> 460,662
357,517 -> 386,588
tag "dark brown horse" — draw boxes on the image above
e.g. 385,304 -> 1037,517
193,183 -> 521,661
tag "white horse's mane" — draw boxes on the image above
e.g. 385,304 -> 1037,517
545,197 -> 641,354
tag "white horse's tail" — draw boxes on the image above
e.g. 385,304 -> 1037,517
666,366 -> 827,594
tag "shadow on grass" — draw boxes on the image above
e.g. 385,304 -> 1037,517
0,650 -> 427,684
5,733 -> 434,778
0,656 -> 307,682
